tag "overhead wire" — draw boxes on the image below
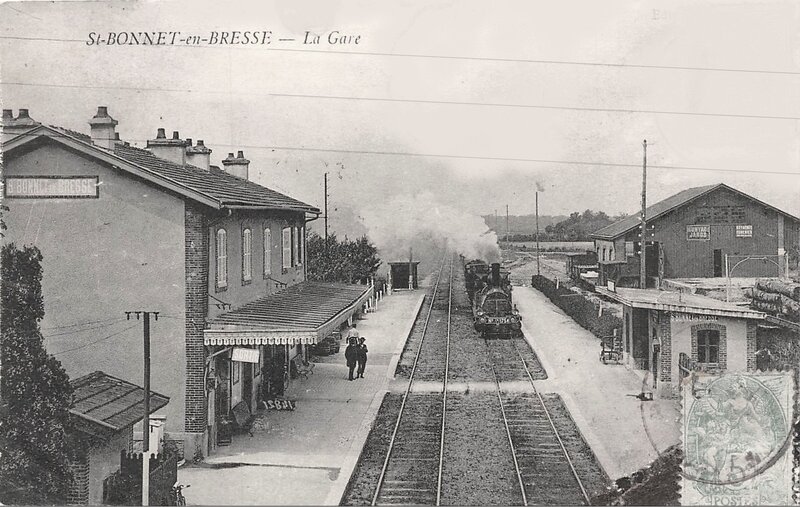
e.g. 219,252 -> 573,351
1,34 -> 799,76
50,323 -> 139,355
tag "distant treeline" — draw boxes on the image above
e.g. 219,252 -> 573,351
485,210 -> 626,242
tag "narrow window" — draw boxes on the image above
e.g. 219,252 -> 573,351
282,227 -> 292,269
242,228 -> 252,282
697,330 -> 720,364
293,226 -> 300,265
299,226 -> 304,265
263,228 -> 272,276
216,229 -> 227,288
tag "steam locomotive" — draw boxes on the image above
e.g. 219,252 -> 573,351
465,260 -> 522,339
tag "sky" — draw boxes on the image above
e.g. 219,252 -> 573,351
1,0 -> 799,256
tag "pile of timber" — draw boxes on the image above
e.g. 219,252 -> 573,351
746,280 -> 800,322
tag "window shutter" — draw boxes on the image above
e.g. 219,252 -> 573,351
264,228 -> 271,276
242,229 -> 252,281
216,229 -> 227,287
282,228 -> 292,269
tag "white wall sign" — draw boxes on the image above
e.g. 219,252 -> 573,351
231,347 -> 260,363
686,225 -> 710,241
735,225 -> 753,238
671,313 -> 718,322
4,176 -> 99,198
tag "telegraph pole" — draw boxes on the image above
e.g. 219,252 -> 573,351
126,311 -> 159,507
535,191 -> 541,276
324,172 -> 329,253
640,140 -> 648,289
505,204 -> 510,243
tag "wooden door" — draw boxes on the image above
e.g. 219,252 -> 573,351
713,249 -> 723,277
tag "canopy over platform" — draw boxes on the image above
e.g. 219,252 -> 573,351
204,281 -> 373,346
70,371 -> 170,441
597,287 -> 765,320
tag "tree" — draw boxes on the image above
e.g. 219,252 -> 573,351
306,232 -> 381,284
0,244 -> 74,505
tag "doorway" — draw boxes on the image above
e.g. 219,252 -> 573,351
651,345 -> 660,389
713,249 -> 723,277
242,363 -> 253,411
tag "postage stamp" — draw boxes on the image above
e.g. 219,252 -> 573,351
680,370 -> 795,505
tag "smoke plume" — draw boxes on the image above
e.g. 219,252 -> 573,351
360,191 -> 501,278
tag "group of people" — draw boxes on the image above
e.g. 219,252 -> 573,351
344,323 -> 368,381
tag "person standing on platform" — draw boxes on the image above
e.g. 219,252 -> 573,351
356,337 -> 368,378
345,322 -> 360,343
345,337 -> 359,381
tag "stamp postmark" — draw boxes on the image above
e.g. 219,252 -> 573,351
680,371 -> 795,505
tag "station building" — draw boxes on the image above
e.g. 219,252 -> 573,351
590,183 -> 800,288
2,107 -> 373,460
597,286 -> 765,397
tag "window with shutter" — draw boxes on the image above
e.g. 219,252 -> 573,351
282,227 -> 292,269
242,228 -> 252,282
263,228 -> 272,276
216,229 -> 227,288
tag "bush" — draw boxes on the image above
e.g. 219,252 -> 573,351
1,244 -> 73,505
531,275 -> 622,339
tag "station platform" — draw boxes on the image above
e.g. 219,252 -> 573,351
514,286 -> 681,480
178,290 -> 425,505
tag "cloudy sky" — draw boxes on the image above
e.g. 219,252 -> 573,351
1,0 -> 799,249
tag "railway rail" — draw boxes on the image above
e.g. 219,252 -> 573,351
486,338 -> 591,505
372,254 -> 453,505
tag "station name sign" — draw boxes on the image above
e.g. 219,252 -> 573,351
686,224 -> 710,241
671,312 -> 718,322
4,176 -> 99,198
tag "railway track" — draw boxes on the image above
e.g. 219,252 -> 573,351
372,254 -> 453,505
487,338 -> 591,505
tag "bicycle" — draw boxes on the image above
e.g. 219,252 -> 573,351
172,482 -> 190,506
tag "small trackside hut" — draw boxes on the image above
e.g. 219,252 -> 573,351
388,261 -> 420,290
597,286 -> 765,398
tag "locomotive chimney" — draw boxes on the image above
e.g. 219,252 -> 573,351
491,263 -> 501,287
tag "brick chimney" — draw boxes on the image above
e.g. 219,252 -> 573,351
147,129 -> 186,166
88,106 -> 119,149
186,139 -> 212,171
221,150 -> 250,180
2,108 -> 41,139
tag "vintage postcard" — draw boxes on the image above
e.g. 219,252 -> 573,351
0,1 -> 798,506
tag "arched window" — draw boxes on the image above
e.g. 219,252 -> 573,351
216,229 -> 227,288
242,228 -> 252,282
263,228 -> 272,276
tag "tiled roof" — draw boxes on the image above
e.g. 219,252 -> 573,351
591,183 -> 800,240
20,125 -> 319,213
208,281 -> 372,330
50,125 -> 92,143
591,184 -> 719,240
70,371 -> 169,439
112,143 -> 319,212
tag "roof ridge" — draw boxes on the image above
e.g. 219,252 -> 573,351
7,124 -> 319,213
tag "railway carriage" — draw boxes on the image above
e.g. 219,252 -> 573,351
473,262 -> 522,338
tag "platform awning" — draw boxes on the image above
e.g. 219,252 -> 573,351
204,281 -> 374,346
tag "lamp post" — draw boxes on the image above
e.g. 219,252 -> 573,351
726,255 -> 782,302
